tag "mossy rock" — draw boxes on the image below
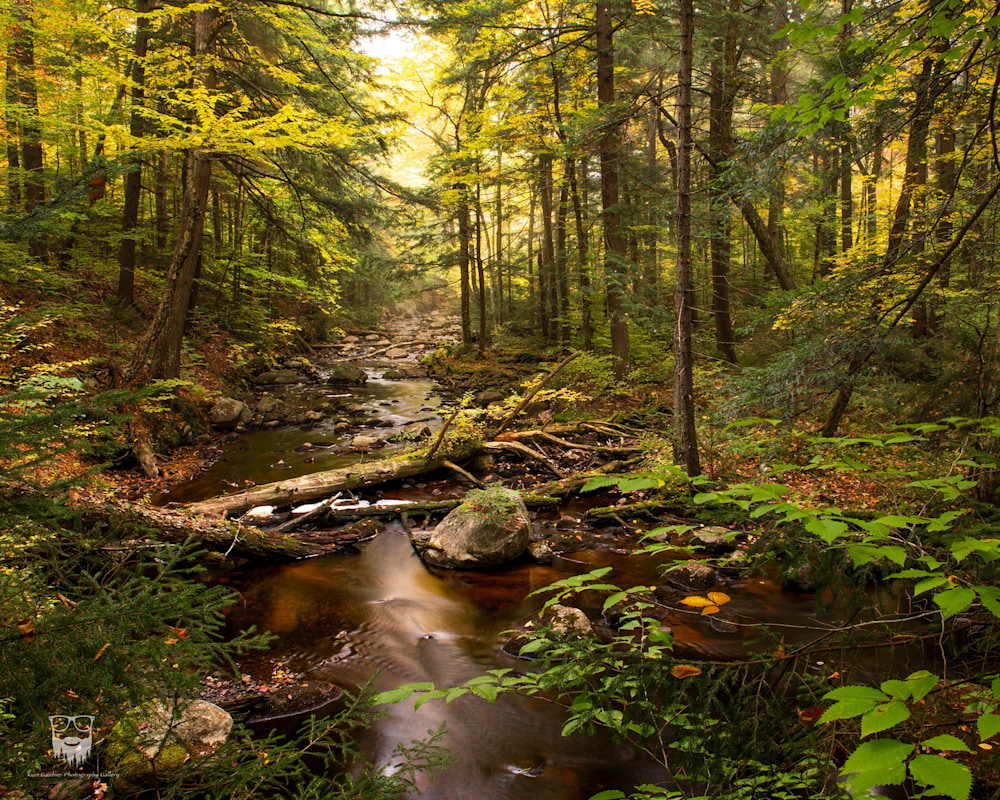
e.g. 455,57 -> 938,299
107,700 -> 232,793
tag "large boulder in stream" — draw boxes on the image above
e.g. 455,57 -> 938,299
419,487 -> 532,569
327,361 -> 368,386
254,368 -> 301,385
209,397 -> 251,429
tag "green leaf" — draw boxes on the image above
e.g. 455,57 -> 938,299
890,569 -> 934,580
824,685 -> 890,703
581,476 -> 621,493
841,739 -> 913,796
934,587 -> 976,620
371,682 -> 431,706
905,671 -> 939,702
915,575 -> 949,595
603,591 -> 629,612
804,516 -> 849,543
820,697 -> 881,723
589,792 -> 627,800
619,477 -> 663,492
977,586 -> 1000,618
861,700 -> 910,737
879,680 -> 913,701
977,713 -> 1000,740
921,734 -> 971,753
908,754 -> 972,800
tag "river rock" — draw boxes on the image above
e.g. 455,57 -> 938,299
327,362 -> 368,385
382,368 -> 407,380
691,526 -> 737,554
255,395 -> 287,421
107,700 -> 232,793
343,335 -> 360,343
401,422 -> 432,438
475,389 -> 505,405
283,358 -> 309,370
209,397 -> 251,429
420,487 -> 532,569
782,563 -> 818,594
545,604 -> 594,637
351,434 -> 384,450
385,348 -> 409,359
254,369 -> 300,385
304,410 -> 324,422
662,561 -> 718,592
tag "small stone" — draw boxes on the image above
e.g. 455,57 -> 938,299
692,527 -> 737,554
351,434 -> 383,450
544,604 -> 593,637
529,543 -> 554,565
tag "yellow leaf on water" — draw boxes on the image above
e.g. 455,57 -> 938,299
701,605 -> 721,615
671,665 -> 702,679
680,596 -> 715,608
707,592 -> 731,606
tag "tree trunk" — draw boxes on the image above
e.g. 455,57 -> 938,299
673,0 -> 701,476
127,8 -> 216,383
597,0 -> 630,379
6,55 -> 20,210
116,0 -> 152,307
557,162 -> 571,345
539,152 -> 556,342
456,180 -> 473,344
13,0 -> 45,260
569,157 -> 592,351
708,4 -> 739,364
183,445 -> 481,518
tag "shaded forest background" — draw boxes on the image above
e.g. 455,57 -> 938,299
3,0 -> 1000,445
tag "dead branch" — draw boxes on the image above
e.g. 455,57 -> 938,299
493,352 -> 579,436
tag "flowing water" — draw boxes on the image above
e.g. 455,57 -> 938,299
172,352 -> 916,798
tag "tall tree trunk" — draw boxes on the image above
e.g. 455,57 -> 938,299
456,181 -> 473,344
13,0 -> 45,260
527,187 -> 537,329
116,0 -> 152,307
539,151 -> 556,342
569,157 -> 592,351
674,0 -> 700,476
475,184 -> 487,355
597,0 -> 630,379
708,0 -> 739,364
5,55 -> 20,210
127,8 -> 217,383
557,162 -> 571,345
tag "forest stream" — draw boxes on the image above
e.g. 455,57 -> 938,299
155,317 -> 924,799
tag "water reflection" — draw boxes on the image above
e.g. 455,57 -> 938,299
223,529 -> 662,799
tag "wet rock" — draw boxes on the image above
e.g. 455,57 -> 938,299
402,366 -> 427,378
351,434 -> 384,450
255,395 -> 287,421
691,526 -> 737,554
327,362 -> 368,385
420,487 -> 532,569
662,561 -> 718,592
529,543 -> 554,564
385,348 -> 410,359
545,604 -> 593,637
209,397 -> 251,429
382,368 -> 407,380
283,358 -> 310,370
401,422 -> 432,438
365,334 -> 381,342
343,335 -> 360,343
334,421 -> 351,432
107,700 -> 232,793
254,369 -> 300,385
304,410 -> 324,422
783,563 -> 818,594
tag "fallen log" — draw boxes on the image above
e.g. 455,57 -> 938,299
182,441 -> 482,518
73,497 -> 313,560
305,494 -> 561,525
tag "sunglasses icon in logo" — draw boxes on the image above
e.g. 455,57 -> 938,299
49,715 -> 94,767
